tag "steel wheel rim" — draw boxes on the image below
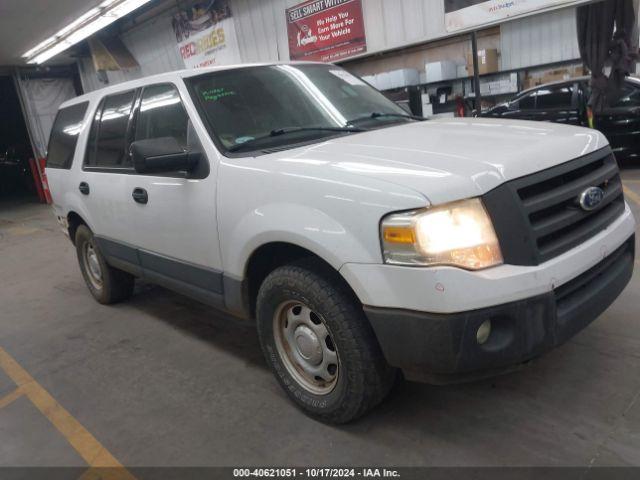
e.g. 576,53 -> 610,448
83,241 -> 103,290
273,301 -> 339,395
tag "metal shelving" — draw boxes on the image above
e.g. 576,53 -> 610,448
378,57 -> 584,116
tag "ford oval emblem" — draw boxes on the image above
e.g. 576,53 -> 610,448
579,186 -> 605,211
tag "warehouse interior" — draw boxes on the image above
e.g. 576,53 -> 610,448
0,75 -> 37,204
1,0 -> 640,477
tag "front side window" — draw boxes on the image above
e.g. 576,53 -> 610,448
187,64 -> 412,155
534,85 -> 573,109
517,92 -> 536,110
47,102 -> 89,169
85,90 -> 136,168
135,84 -> 189,148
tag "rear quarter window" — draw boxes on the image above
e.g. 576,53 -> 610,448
46,102 -> 89,169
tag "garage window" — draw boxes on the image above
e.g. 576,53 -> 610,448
85,90 -> 136,168
46,102 -> 89,169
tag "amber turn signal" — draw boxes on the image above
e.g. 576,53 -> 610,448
382,227 -> 416,244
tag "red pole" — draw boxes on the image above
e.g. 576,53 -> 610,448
28,158 -> 46,203
38,158 -> 52,204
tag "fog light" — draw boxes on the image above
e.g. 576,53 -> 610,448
476,320 -> 492,345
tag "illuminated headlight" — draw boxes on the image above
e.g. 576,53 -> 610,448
380,198 -> 503,270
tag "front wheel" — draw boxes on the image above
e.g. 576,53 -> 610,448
256,260 -> 395,424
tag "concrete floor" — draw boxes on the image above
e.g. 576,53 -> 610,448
1,170 -> 639,470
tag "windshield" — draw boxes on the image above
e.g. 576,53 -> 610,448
187,64 -> 413,154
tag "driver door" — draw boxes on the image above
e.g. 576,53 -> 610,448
127,83 -> 223,303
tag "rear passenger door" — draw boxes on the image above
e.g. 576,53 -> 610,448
80,90 -> 141,262
127,83 -> 223,301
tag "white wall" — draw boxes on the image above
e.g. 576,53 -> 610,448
228,0 -> 450,64
232,0 -> 286,63
500,7 -> 580,70
79,5 -> 183,91
78,0 -> 582,92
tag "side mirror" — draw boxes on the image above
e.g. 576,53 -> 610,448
130,137 -> 200,174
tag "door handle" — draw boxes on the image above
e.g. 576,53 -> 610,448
132,187 -> 148,204
79,182 -> 90,195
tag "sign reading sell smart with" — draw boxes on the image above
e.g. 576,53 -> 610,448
286,0 -> 366,62
445,0 -> 591,32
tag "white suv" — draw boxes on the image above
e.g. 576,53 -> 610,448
46,63 -> 636,423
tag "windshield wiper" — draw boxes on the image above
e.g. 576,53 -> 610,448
227,126 -> 366,152
346,112 -> 425,126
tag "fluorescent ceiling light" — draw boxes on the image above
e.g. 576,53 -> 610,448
23,0 -> 153,64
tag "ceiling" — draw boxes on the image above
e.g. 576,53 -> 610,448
0,0 -> 105,66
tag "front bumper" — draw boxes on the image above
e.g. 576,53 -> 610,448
341,205 -> 635,314
364,235 -> 635,384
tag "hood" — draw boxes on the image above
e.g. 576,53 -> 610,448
266,118 -> 609,205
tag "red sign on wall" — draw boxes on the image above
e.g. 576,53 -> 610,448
286,0 -> 366,62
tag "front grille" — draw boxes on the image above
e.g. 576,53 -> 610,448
484,148 -> 626,266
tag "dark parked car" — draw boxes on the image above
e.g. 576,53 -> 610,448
483,76 -> 640,161
0,145 -> 34,197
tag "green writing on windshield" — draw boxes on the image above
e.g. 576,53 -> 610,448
201,87 -> 236,102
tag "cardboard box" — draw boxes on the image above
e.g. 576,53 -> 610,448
372,69 -> 420,90
523,76 -> 541,90
387,68 -> 420,89
375,72 -> 391,90
425,61 -> 458,83
523,65 -> 584,90
466,49 -> 499,76
540,68 -> 572,84
421,92 -> 434,117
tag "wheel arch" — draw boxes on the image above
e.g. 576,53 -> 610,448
62,192 -> 95,245
231,241 -> 363,320
67,211 -> 88,245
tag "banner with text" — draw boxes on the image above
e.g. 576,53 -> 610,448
445,0 -> 591,32
172,1 -> 241,69
286,0 -> 366,62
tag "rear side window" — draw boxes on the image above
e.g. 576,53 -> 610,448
46,102 -> 89,169
135,84 -> 189,148
534,85 -> 573,109
85,90 -> 136,168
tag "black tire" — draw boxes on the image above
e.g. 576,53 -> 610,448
75,225 -> 134,304
256,259 -> 396,424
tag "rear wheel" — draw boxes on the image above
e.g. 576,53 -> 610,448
75,225 -> 134,304
256,260 -> 395,424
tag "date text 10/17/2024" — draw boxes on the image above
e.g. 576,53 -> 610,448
233,468 -> 401,478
